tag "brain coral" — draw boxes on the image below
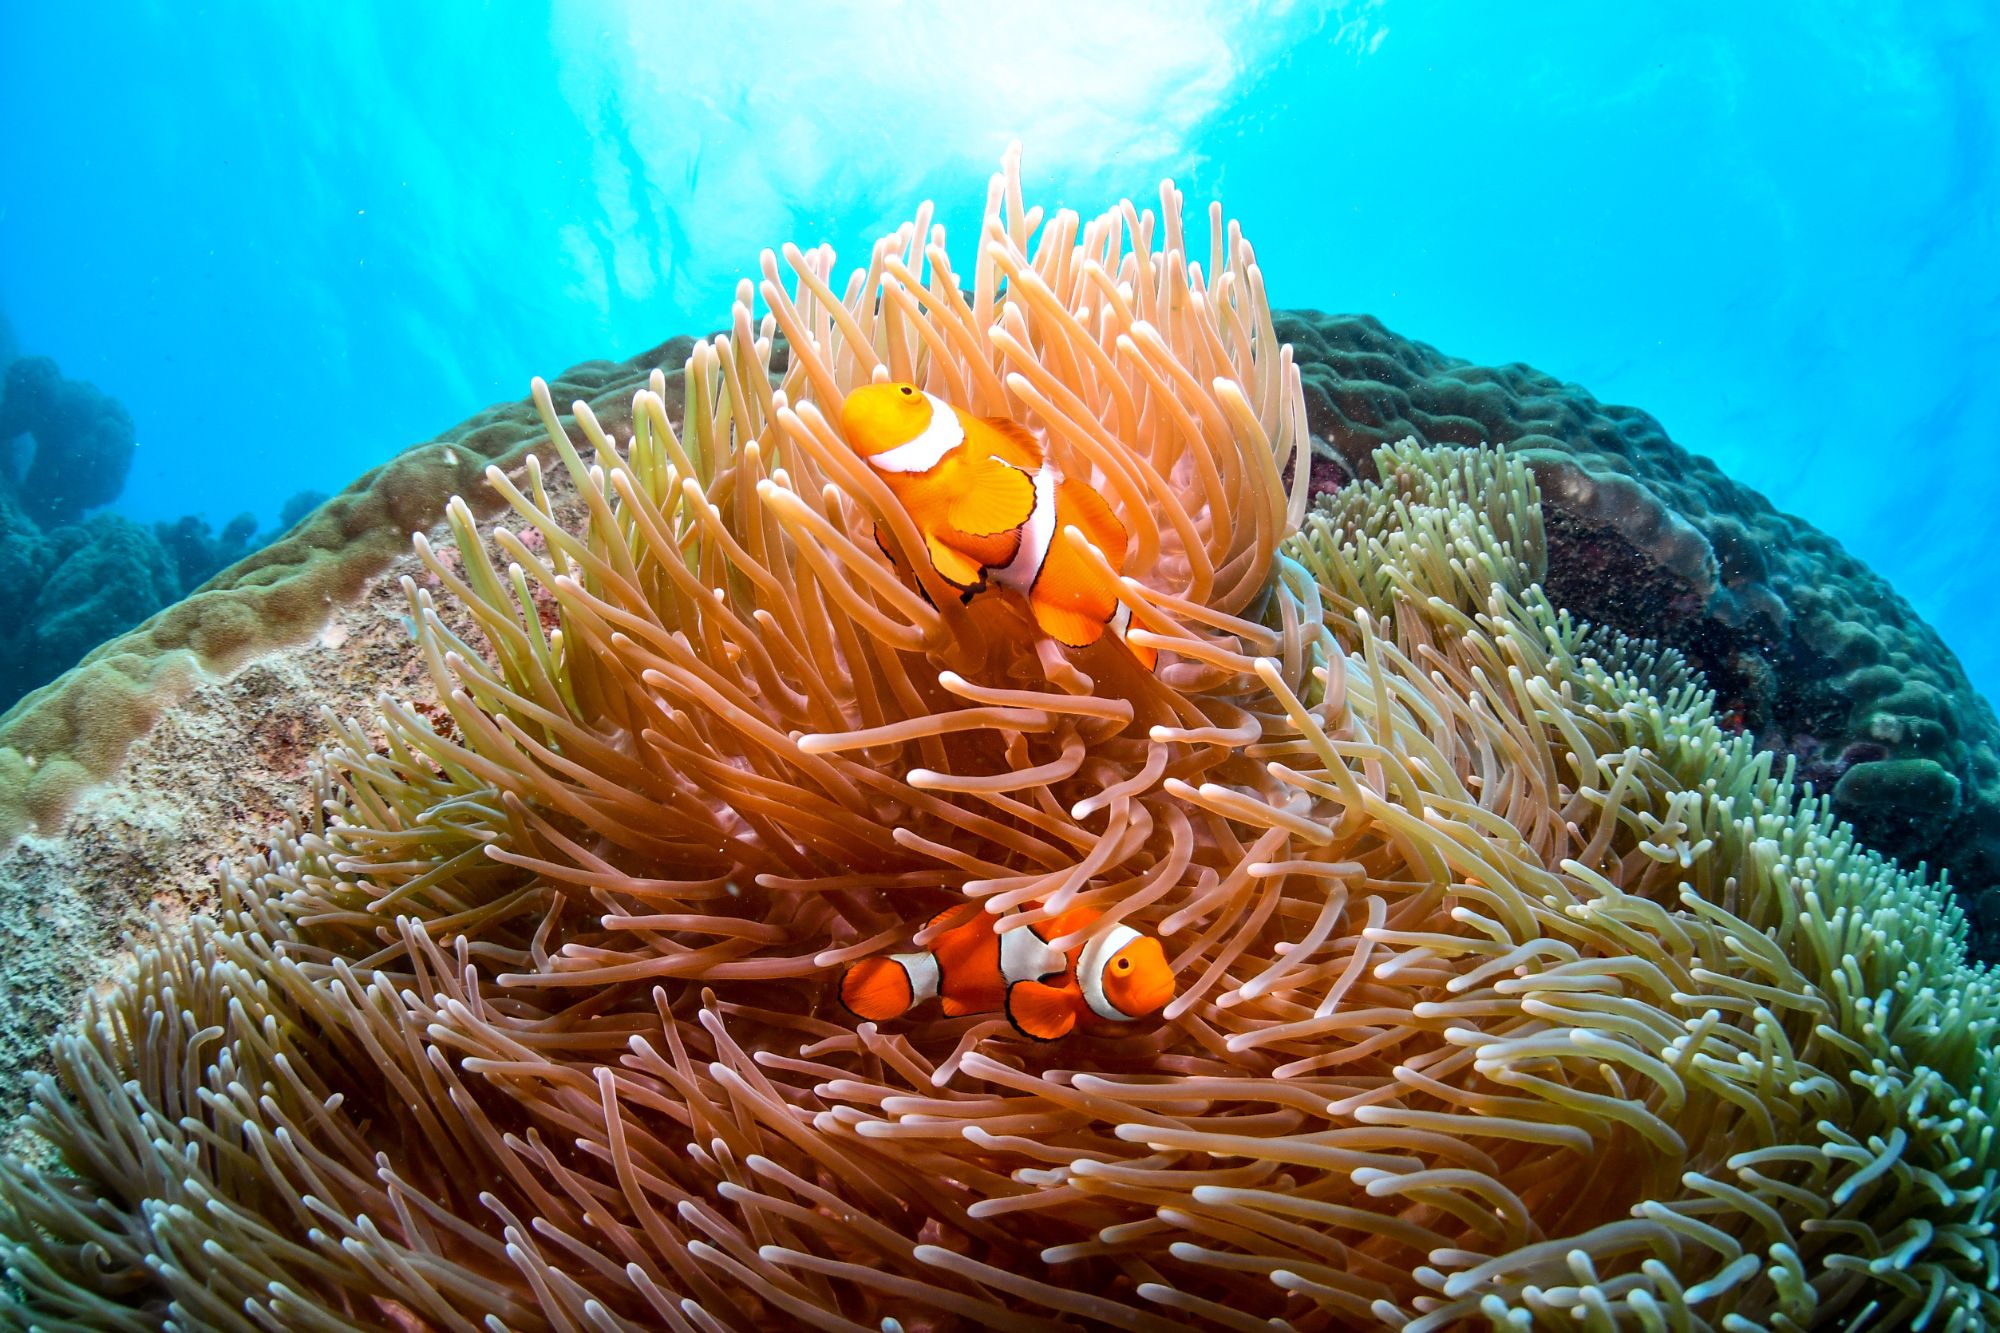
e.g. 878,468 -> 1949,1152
1,156 -> 1996,1331
1280,313 -> 2000,948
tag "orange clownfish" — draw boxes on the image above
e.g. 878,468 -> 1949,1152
837,906 -> 1176,1041
838,383 -> 1156,669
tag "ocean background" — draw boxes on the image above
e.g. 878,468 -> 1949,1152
1,2 -> 1995,703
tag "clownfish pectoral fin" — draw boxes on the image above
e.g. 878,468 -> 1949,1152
840,957 -> 916,1022
1006,980 -> 1079,1039
939,994 -> 978,1017
1005,980 -> 1079,1041
943,455 -> 1035,537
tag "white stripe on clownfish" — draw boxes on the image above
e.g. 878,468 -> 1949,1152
1108,599 -> 1133,641
890,950 -> 940,1004
1077,923 -> 1144,1022
990,462 -> 1138,638
998,923 -> 1067,986
863,390 -> 968,473
990,461 -> 1060,594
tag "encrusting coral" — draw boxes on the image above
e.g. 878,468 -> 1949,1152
1,152 -> 1995,1331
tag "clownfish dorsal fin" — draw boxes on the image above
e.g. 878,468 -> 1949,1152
1054,478 -> 1129,569
1005,979 -> 1078,1040
1039,907 -> 1101,947
979,415 -> 1043,470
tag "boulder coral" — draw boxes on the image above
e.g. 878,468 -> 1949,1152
0,154 -> 1994,1331
0,355 -> 137,529
0,492 -> 363,718
0,343 -> 395,719
0,500 -> 181,709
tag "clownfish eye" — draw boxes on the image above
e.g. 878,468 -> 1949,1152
898,385 -> 915,397
1115,957 -> 1132,973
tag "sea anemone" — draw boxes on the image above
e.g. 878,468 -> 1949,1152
2,150 -> 1994,1331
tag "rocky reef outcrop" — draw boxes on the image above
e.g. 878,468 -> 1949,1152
1284,312 -> 2000,945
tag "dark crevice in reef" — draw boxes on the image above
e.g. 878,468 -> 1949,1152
1282,310 -> 2000,959
1538,507 -> 1775,734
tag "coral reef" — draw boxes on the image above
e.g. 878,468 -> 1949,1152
0,355 -> 137,528
0,348 -> 338,719
1284,312 -> 2000,942
18,516 -> 182,694
277,486 -> 330,533
0,161 -> 1993,1331
154,509 -> 259,592
0,496 -> 349,718
0,341 -> 689,847
0,499 -> 180,709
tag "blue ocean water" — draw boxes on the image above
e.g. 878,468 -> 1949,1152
1,3 -> 1995,702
